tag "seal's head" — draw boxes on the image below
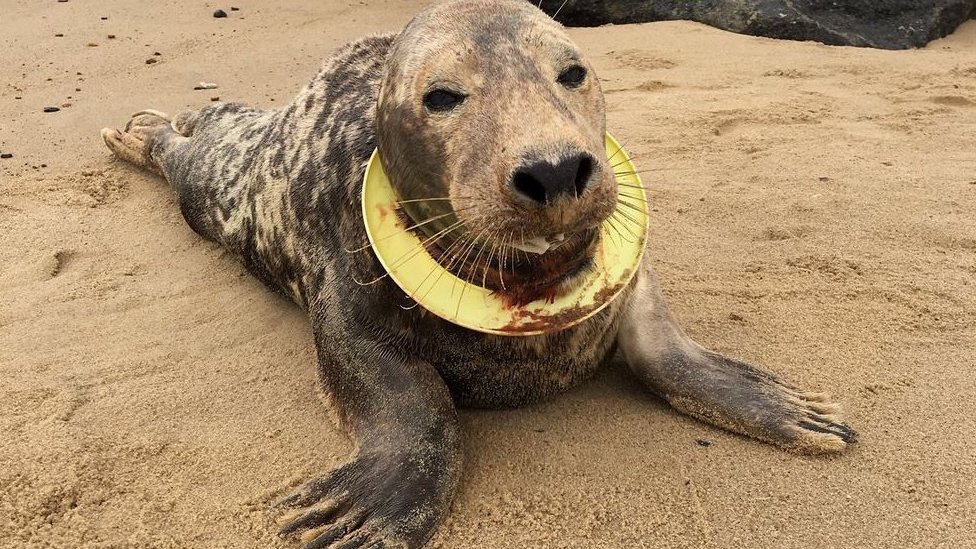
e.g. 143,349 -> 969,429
377,0 -> 616,305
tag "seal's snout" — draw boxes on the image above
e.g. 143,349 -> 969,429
511,152 -> 595,205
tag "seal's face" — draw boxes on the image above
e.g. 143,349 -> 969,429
377,0 -> 616,304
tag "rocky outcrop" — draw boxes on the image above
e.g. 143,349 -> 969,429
537,0 -> 976,49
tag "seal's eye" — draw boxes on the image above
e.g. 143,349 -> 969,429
557,65 -> 587,89
423,89 -> 465,112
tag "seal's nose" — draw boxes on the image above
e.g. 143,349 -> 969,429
511,153 -> 594,205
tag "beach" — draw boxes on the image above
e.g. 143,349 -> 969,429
1,2 -> 975,547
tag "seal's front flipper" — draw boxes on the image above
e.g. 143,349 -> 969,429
276,309 -> 461,549
618,267 -> 856,454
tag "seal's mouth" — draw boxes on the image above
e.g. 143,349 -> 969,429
359,133 -> 648,335
508,232 -> 567,255
424,226 -> 600,306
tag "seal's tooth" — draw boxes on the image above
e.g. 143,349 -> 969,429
509,237 -> 551,254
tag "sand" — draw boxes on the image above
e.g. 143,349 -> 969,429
2,1 -> 975,548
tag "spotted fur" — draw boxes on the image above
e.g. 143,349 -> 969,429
101,1 -> 855,547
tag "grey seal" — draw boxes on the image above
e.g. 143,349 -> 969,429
100,1 -> 855,547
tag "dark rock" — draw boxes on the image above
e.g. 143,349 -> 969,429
43,106 -> 60,113
695,438 -> 712,447
230,6 -> 240,11
0,153 -> 13,159
537,0 -> 976,49
146,58 -> 157,64
213,9 -> 228,18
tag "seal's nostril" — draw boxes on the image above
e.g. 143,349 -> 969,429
575,156 -> 593,197
511,152 -> 593,205
513,170 -> 547,204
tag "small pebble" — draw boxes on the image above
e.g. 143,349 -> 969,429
108,34 -> 116,39
100,16 -> 108,20
194,82 -> 218,90
153,51 -> 161,56
0,153 -> 13,159
213,9 -> 228,18
43,106 -> 61,113
146,58 -> 157,64
54,33 -> 64,37
61,102 -> 71,108
695,438 -> 712,447
210,96 -> 220,102
87,42 -> 99,47
230,6 -> 240,10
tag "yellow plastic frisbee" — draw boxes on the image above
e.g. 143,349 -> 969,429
362,133 -> 648,336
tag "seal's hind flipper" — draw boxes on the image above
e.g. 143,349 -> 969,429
101,110 -> 176,176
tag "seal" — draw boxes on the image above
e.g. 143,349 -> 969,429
100,1 -> 856,547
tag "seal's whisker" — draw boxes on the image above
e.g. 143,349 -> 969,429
616,193 -> 648,204
506,231 -> 517,281
610,211 -> 642,240
482,233 -> 501,289
345,211 -> 457,253
409,232 -> 474,309
607,144 -> 626,165
390,213 -> 487,308
606,216 -> 633,245
613,204 -> 644,229
395,197 -> 453,205
453,228 -> 491,318
551,0 -> 570,20
497,231 -> 512,291
613,169 -> 659,178
353,220 -> 465,285
402,230 -> 472,307
451,227 -> 488,299
615,182 -> 651,191
610,157 -> 660,170
516,228 -> 529,263
615,198 -> 648,214
602,217 -> 622,247
468,228 -> 497,289
612,169 -> 649,178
